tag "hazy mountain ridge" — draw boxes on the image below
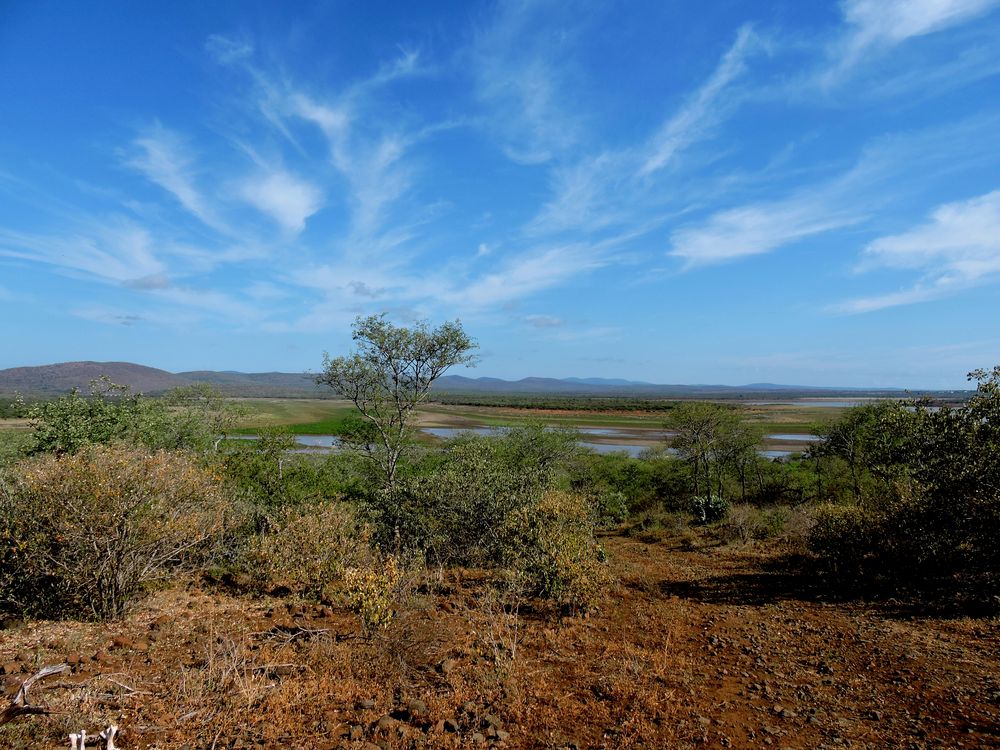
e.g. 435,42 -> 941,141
0,362 -> 918,399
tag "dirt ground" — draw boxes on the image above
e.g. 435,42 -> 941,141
2,535 -> 998,749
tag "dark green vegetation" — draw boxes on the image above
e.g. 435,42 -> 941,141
431,393 -> 680,411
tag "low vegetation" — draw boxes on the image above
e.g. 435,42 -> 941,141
1,324 -> 997,747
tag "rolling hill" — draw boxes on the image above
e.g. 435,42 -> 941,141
0,361 -> 919,399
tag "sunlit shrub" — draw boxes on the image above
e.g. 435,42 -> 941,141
234,500 -> 368,598
502,490 -> 611,614
342,554 -> 402,634
0,445 -> 226,619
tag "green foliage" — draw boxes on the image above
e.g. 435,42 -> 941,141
667,401 -> 759,501
342,553 -> 406,634
590,488 -> 629,526
373,423 -> 578,563
318,314 -> 477,491
0,430 -> 31,468
0,445 -> 226,620
690,494 -> 729,524
807,368 -> 1000,606
24,377 -> 241,455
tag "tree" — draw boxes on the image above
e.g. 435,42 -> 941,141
665,402 -> 758,500
317,314 -> 477,491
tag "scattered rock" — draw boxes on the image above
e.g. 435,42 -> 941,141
110,636 -> 132,650
407,698 -> 429,718
356,698 -> 377,710
438,658 -> 459,675
0,662 -> 20,675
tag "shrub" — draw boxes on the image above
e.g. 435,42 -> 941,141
807,503 -> 880,582
233,501 -> 368,598
691,494 -> 729,524
342,554 -> 403,635
721,504 -> 792,543
591,489 -> 629,527
0,445 -> 226,619
502,491 -> 611,614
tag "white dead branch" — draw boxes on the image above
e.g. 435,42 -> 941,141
0,662 -> 69,725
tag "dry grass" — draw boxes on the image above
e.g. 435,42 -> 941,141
2,535 -> 999,749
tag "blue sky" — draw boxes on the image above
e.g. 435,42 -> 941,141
2,0 -> 999,388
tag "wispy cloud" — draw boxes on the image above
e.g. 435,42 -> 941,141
827,0 -> 1000,79
834,189 -> 1000,312
523,314 -> 564,328
469,1 -> 584,164
670,195 -> 859,267
237,168 -> 322,233
669,115 -> 1000,268
0,221 -> 164,284
640,25 -> 760,177
530,25 -> 763,237
124,124 -> 229,234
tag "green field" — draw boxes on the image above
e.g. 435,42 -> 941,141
232,399 -> 359,435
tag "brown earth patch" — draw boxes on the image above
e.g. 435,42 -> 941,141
2,537 -> 998,749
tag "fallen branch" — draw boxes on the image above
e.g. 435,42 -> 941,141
0,663 -> 70,725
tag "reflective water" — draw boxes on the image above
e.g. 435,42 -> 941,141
766,433 -> 821,442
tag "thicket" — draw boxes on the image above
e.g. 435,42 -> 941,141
0,445 -> 227,619
807,370 -> 1000,606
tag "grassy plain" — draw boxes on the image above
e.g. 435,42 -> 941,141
231,398 -> 358,435
229,397 -> 847,452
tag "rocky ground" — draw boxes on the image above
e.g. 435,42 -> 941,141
2,534 -> 998,749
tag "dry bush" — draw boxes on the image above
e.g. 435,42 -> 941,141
0,444 -> 226,620
341,550 -> 425,635
234,500 -> 369,598
503,490 -> 611,615
473,582 -> 523,680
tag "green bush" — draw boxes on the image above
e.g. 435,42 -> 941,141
807,502 -> 885,582
0,445 -> 227,620
691,494 -> 729,524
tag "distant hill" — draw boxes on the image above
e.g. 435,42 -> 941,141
0,361 -> 920,399
0,362 -> 189,395
0,362 -> 325,397
431,375 -> 908,398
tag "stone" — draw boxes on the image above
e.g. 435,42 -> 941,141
110,636 -> 132,650
438,658 -> 458,675
481,713 -> 502,729
407,698 -> 429,718
357,698 -> 377,710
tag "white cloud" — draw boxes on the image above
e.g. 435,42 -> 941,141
0,222 -> 164,284
124,125 -> 229,234
238,169 -> 323,233
669,195 -> 859,267
842,0 -> 1000,47
443,244 -> 608,308
827,0 -> 1000,79
469,2 -> 583,164
530,26 -> 761,237
640,25 -> 759,176
835,189 -> 1000,312
523,314 -> 564,328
